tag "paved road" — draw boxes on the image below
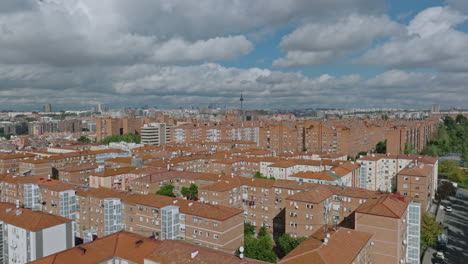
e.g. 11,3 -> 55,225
423,188 -> 468,264
443,188 -> 468,263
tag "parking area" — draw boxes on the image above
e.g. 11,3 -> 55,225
423,188 -> 468,264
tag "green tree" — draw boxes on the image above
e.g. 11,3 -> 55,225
448,167 -> 465,183
258,225 -> 268,238
437,181 -> 457,200
357,151 -> 367,157
244,222 -> 256,237
404,143 -> 416,154
181,184 -> 198,200
77,136 -> 91,143
156,184 -> 175,197
277,233 -> 307,256
421,144 -> 440,157
243,227 -> 277,263
103,133 -> 141,144
375,140 -> 387,154
421,213 -> 443,248
253,172 -> 275,180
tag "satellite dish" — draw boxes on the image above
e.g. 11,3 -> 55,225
239,253 -> 244,259
239,246 -> 244,253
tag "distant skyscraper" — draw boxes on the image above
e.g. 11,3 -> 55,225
44,104 -> 52,112
95,103 -> 108,112
430,104 -> 440,113
240,93 -> 244,122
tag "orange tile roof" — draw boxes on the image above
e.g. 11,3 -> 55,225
29,231 -> 161,264
31,231 -> 265,264
322,185 -> 379,199
286,185 -> 333,204
90,149 -> 127,154
0,176 -> 75,192
355,193 -> 411,218
59,163 -> 99,172
124,193 -> 244,221
279,227 -> 372,264
76,187 -> 243,222
0,202 -> 72,231
20,158 -> 51,164
0,152 -> 35,160
145,239 -> 264,264
105,157 -> 133,163
91,166 -> 137,177
398,164 -> 433,177
290,171 -> 336,181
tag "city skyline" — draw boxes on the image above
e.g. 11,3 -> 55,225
0,0 -> 467,110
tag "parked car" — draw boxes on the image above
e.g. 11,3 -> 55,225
434,257 -> 447,264
435,252 -> 445,259
436,242 -> 447,252
445,205 -> 453,212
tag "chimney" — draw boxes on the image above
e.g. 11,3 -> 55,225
135,240 -> 144,247
77,246 -> 86,255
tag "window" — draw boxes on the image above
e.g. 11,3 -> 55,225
415,177 -> 420,181
306,204 -> 313,209
404,176 -> 409,180
214,234 -> 219,240
403,184 -> 408,188
213,222 -> 219,227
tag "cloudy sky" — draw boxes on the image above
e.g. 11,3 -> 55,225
1,0 -> 468,110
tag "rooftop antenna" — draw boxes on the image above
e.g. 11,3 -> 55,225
240,92 -> 244,124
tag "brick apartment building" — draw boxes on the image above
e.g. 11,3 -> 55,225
129,170 -> 226,196
386,119 -> 438,154
354,194 -> 421,264
30,231 -> 264,264
0,202 -> 74,263
279,227 -> 373,264
0,152 -> 35,174
95,117 -> 144,142
58,163 -> 99,185
0,175 -> 77,221
397,162 -> 435,212
88,166 -> 137,190
357,153 -> 438,195
75,187 -> 244,253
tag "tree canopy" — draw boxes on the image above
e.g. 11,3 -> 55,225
102,133 -> 141,144
404,143 -> 416,154
277,233 -> 307,257
242,224 -> 277,263
438,160 -> 468,187
421,212 -> 443,248
156,184 -> 175,197
253,172 -> 275,180
375,140 -> 387,154
77,136 -> 91,143
422,115 -> 468,164
181,184 -> 198,200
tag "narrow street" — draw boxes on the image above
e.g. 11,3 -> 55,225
423,188 -> 468,264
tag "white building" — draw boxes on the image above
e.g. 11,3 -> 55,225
357,154 -> 438,193
0,202 -> 74,263
141,123 -> 171,146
